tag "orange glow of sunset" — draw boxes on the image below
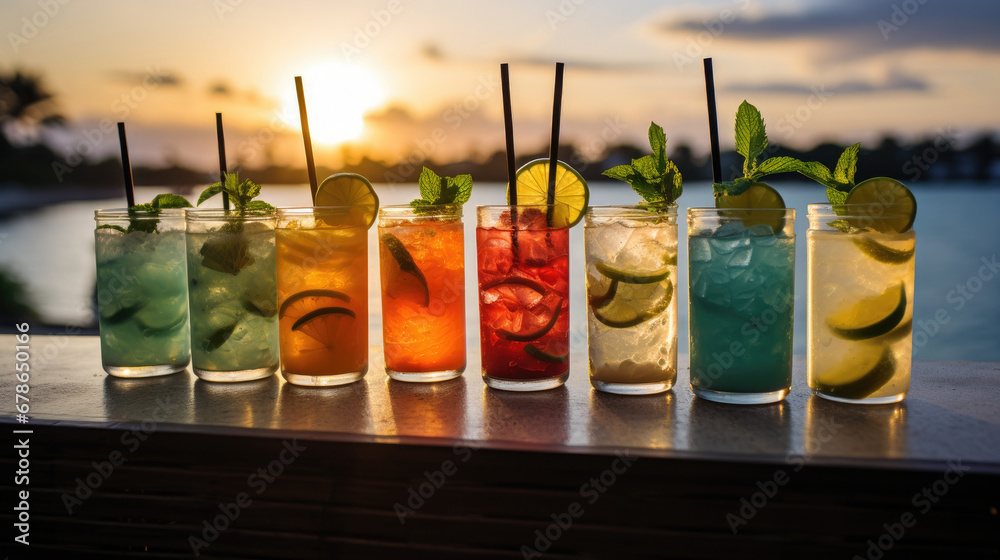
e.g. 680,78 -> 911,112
284,63 -> 386,146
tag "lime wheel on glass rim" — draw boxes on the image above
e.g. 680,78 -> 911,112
507,159 -> 589,228
315,173 -> 379,229
715,182 -> 786,232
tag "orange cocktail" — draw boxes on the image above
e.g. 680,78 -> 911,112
378,205 -> 466,382
276,207 -> 368,386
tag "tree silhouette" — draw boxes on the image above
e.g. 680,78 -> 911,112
0,69 -> 65,149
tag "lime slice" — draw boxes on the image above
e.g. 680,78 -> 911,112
588,279 -> 619,309
315,173 -> 379,229
844,177 -> 916,233
592,279 -> 672,329
291,306 -> 356,344
380,233 -> 430,307
481,277 -> 548,296
813,345 -> 896,399
496,298 -> 563,342
279,289 -> 350,319
507,159 -> 589,228
525,344 -> 568,364
595,262 -> 670,284
715,182 -> 786,231
827,283 -> 906,340
851,235 -> 915,264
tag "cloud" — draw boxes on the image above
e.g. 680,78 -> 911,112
110,69 -> 182,86
420,41 -> 659,72
209,81 -> 231,96
661,0 -> 1000,58
725,72 -> 929,95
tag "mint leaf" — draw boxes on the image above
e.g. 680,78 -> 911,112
602,165 -> 634,182
713,177 -> 753,197
417,167 -> 441,203
151,194 -> 192,209
834,142 -> 860,186
735,101 -> 767,172
97,224 -> 128,234
245,200 -> 275,213
632,155 -> 659,181
200,234 -> 254,275
412,167 -> 472,207
827,187 -> 848,205
451,174 -> 473,205
648,122 -> 667,174
756,156 -> 802,177
197,184 -> 225,206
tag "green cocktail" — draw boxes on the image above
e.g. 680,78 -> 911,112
186,209 -> 279,382
94,208 -> 190,377
688,207 -> 795,403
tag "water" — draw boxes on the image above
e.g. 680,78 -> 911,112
0,181 -> 997,361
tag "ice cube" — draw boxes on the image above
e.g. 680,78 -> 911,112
728,247 -> 753,268
693,273 -> 709,298
710,236 -> 750,255
709,268 -> 730,284
713,221 -> 745,238
745,224 -> 774,237
751,234 -> 777,247
689,237 -> 712,262
704,284 -> 732,308
732,287 -> 757,312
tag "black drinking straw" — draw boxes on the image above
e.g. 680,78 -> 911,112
294,76 -> 319,203
116,122 -> 135,208
547,62 -> 564,226
215,112 -> 230,211
501,63 -> 517,205
703,58 -> 723,183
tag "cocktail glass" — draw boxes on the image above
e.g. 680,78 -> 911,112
584,204 -> 677,394
477,205 -> 569,391
687,207 -> 796,404
378,204 -> 466,382
276,207 -> 368,386
807,203 -> 915,404
186,209 -> 279,382
94,208 -> 190,377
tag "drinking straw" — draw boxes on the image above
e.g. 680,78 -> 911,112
547,62 -> 564,225
703,58 -> 722,184
116,122 -> 135,208
294,76 -> 319,203
501,63 -> 517,205
215,112 -> 230,211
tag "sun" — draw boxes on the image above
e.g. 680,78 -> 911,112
285,63 -> 385,145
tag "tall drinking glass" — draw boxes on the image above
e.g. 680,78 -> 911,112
378,205 -> 466,382
477,205 -> 569,391
276,207 -> 368,386
807,203 -> 914,404
585,204 -> 677,394
186,209 -> 278,382
687,208 -> 795,404
94,208 -> 190,377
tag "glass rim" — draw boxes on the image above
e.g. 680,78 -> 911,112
477,204 -> 556,209
587,203 -> 677,213
184,208 -> 276,221
95,208 -> 187,219
807,202 -> 914,218
688,207 -> 794,215
379,203 -> 463,219
276,206 -> 356,214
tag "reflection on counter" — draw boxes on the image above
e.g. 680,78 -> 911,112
688,399 -> 790,455
193,375 -> 281,428
388,377 -> 468,439
587,390 -> 674,450
482,386 -> 570,445
805,396 -> 907,459
103,371 -> 194,424
278,380 -> 373,434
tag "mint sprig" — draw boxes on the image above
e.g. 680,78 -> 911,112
98,193 -> 193,234
794,143 -> 860,204
713,101 -> 802,197
196,172 -> 273,275
602,122 -> 682,205
198,172 -> 275,216
410,167 -> 472,210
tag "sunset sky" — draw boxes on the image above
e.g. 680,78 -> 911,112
4,0 -> 998,171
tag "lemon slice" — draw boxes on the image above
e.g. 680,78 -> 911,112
315,173 -> 379,229
715,182 -> 786,231
592,279 -> 672,329
813,345 -> 895,399
844,177 -> 916,233
827,283 -> 907,340
507,159 -> 589,228
595,262 -> 671,284
851,235 -> 915,264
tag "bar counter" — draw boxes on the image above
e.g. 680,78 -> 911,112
2,335 -> 998,558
